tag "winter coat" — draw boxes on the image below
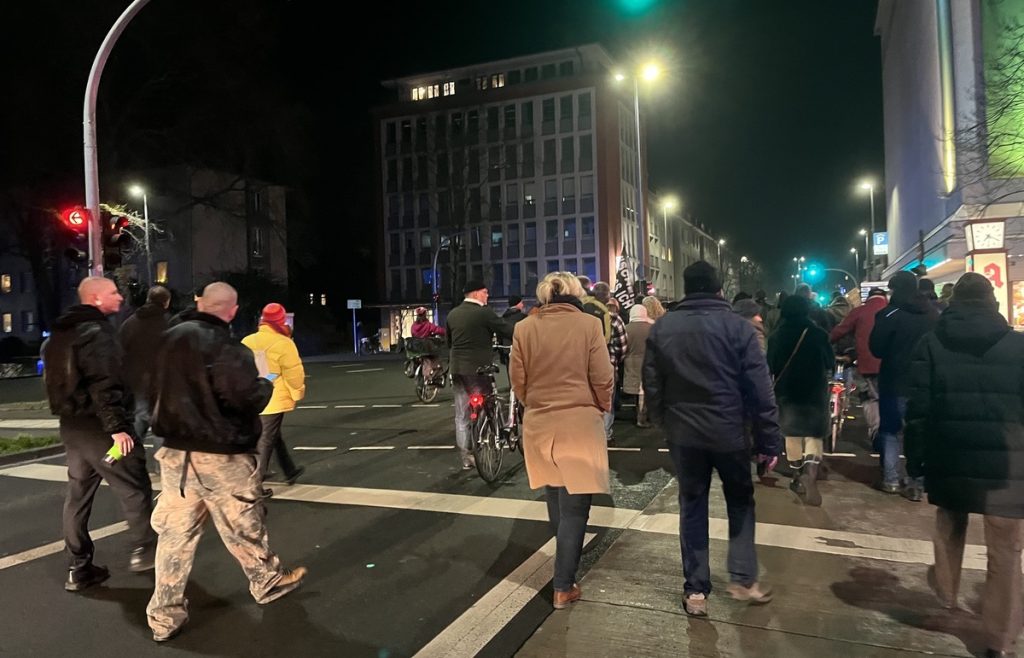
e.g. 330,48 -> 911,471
150,312 -> 273,454
510,302 -> 614,494
829,295 -> 887,375
622,307 -> 654,395
869,294 -> 939,397
410,319 -> 445,339
826,297 -> 852,330
905,301 -> 1024,518
445,300 -> 512,377
767,315 -> 834,438
642,294 -> 783,455
42,304 -> 133,437
241,325 -> 306,415
117,302 -> 168,397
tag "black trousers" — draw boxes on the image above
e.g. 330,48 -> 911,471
256,413 -> 298,478
62,420 -> 156,570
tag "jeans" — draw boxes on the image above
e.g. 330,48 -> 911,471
855,373 -> 880,447
879,395 -> 917,487
668,444 -> 758,596
256,413 -> 298,478
453,374 -> 490,457
545,486 -> 593,592
933,508 -> 1024,652
603,410 -> 615,440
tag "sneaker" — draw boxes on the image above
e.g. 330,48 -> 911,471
152,627 -> 182,643
258,566 -> 308,605
726,582 -> 773,604
553,584 -> 582,610
684,592 -> 708,617
65,564 -> 110,592
902,485 -> 923,502
874,481 -> 900,495
462,454 -> 476,471
129,545 -> 155,573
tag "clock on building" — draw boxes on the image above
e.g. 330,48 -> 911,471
966,220 -> 1006,252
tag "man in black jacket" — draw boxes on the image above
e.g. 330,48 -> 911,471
145,282 -> 306,642
43,276 -> 156,591
118,285 -> 170,441
905,273 -> 1024,657
446,279 -> 512,469
869,270 -> 939,498
643,261 -> 782,618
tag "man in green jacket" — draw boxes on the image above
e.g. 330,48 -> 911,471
446,280 -> 512,469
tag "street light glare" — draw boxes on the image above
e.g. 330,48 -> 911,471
641,62 -> 661,81
129,184 -> 144,197
859,180 -> 874,191
859,228 -> 868,236
718,238 -> 726,246
613,71 -> 626,82
850,247 -> 857,254
661,196 -> 678,211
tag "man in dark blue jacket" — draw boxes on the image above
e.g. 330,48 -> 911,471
643,261 -> 782,618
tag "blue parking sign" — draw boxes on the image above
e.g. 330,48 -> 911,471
873,232 -> 889,256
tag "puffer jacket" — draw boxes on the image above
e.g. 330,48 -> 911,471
241,324 -> 306,414
905,301 -> 1024,517
642,294 -> 782,455
150,312 -> 272,454
42,304 -> 133,436
869,293 -> 939,397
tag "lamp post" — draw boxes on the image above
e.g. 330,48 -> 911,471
850,247 -> 859,277
614,61 -> 661,283
431,235 -> 452,321
129,184 -> 151,286
859,181 -> 876,278
717,238 -> 726,272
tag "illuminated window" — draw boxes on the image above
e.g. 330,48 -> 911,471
426,84 -> 439,99
412,87 -> 428,101
321,294 -> 327,306
0,274 -> 9,293
155,262 -> 168,284
443,81 -> 456,96
491,73 -> 505,88
309,293 -> 315,305
1,313 -> 10,333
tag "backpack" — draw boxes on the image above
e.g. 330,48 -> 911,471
581,296 -> 612,343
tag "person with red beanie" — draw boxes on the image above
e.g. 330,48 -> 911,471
242,303 -> 307,486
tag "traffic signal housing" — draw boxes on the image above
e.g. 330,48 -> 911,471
102,212 -> 131,271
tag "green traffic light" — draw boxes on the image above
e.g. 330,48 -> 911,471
616,0 -> 657,14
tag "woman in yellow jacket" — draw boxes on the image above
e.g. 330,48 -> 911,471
242,303 -> 306,484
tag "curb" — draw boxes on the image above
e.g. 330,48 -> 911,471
0,444 -> 65,467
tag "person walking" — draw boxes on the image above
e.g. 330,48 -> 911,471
643,261 -> 782,617
763,291 -> 788,336
118,285 -> 171,443
242,303 -> 307,486
446,280 -> 512,469
595,282 -> 627,442
869,271 -> 939,499
509,272 -> 614,610
904,273 -> 1024,658
825,291 -> 853,332
502,294 -> 528,327
830,288 -> 888,448
146,283 -> 306,642
767,295 -> 834,506
642,295 -> 667,322
623,304 -> 655,427
733,298 -> 767,352
795,283 -> 831,332
43,277 -> 157,591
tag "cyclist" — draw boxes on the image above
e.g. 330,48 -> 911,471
446,280 -> 512,470
410,307 -> 445,383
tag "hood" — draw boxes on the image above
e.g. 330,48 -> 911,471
539,298 -> 585,314
864,295 -> 888,313
935,301 -> 1010,357
629,305 -> 652,323
677,293 -> 730,311
54,304 -> 107,330
135,302 -> 167,319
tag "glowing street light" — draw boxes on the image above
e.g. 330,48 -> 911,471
857,179 -> 877,277
614,72 -> 626,82
641,62 -> 661,82
850,247 -> 860,275
128,183 -> 152,286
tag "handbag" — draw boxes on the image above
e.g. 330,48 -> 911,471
773,328 -> 808,387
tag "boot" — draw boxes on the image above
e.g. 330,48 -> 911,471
788,461 -> 806,497
802,461 -> 823,507
816,458 -> 829,481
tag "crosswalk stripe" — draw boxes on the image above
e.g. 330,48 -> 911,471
293,446 -> 337,451
349,446 -> 395,451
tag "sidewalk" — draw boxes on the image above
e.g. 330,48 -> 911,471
517,469 -> 988,657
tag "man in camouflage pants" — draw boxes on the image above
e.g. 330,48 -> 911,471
146,283 -> 306,642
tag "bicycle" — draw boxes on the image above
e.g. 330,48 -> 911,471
828,356 -> 852,453
404,337 -> 448,403
468,346 -> 524,483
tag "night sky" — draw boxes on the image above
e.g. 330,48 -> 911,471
2,0 -> 882,299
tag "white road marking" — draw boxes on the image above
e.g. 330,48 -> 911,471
413,534 -> 596,658
372,404 -> 402,408
0,522 -> 128,572
143,444 -> 154,448
346,368 -> 385,374
293,446 -> 337,451
621,404 -> 637,408
335,405 -> 366,409
349,446 -> 395,451
330,363 -> 365,368
824,452 -> 858,457
0,464 -> 995,572
408,445 -> 455,450
0,419 -> 60,429
657,448 -> 670,453
296,405 -> 328,409
608,447 -> 641,452
411,404 -> 441,408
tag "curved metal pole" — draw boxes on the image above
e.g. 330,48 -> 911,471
84,0 -> 153,276
824,268 -> 861,289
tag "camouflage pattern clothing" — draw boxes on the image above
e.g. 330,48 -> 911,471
146,447 -> 290,637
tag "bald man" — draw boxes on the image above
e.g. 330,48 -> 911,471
146,281 -> 306,642
43,276 -> 157,592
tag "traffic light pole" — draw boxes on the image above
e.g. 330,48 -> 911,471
83,0 -> 152,277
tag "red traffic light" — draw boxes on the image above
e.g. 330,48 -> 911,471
63,207 -> 90,232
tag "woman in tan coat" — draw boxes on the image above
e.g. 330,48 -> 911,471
510,272 -> 615,610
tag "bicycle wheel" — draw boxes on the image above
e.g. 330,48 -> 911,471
415,373 -> 439,403
474,410 -> 504,482
829,391 -> 842,453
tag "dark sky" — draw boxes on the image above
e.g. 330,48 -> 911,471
2,0 -> 883,297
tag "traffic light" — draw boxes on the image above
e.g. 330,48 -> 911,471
804,261 -> 825,284
59,207 -> 89,264
101,212 -> 131,270
61,207 -> 90,234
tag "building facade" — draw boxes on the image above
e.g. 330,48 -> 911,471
875,0 -> 1024,310
373,44 -> 655,306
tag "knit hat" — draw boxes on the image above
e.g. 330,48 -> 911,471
733,298 -> 762,320
952,272 -> 996,306
684,261 -> 722,295
867,287 -> 888,299
508,294 -> 523,307
463,279 -> 487,295
889,271 -> 918,295
260,303 -> 290,336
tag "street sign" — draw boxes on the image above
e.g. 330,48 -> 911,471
872,232 -> 889,256
347,299 -> 362,310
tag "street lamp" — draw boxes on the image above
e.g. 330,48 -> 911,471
613,59 -> 662,283
858,180 -> 877,278
850,247 -> 859,276
431,235 -> 452,321
128,184 -> 152,286
717,238 -> 726,271
858,228 -> 870,278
